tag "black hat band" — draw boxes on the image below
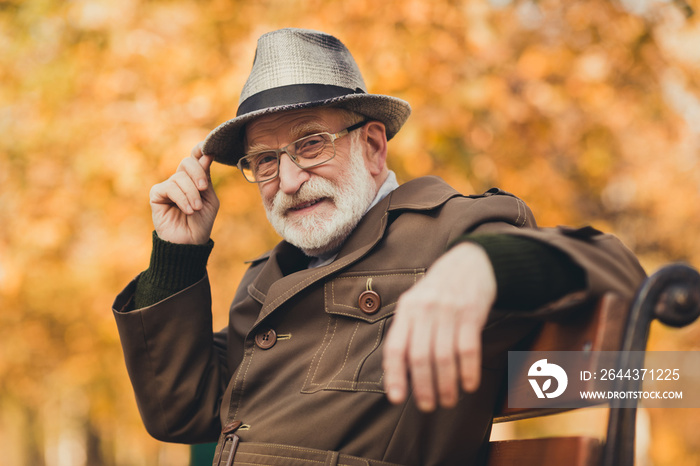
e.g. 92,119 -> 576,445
237,84 -> 366,117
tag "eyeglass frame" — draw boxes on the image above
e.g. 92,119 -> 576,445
236,120 -> 369,183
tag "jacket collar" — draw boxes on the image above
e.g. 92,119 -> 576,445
247,176 -> 462,324
386,175 -> 461,211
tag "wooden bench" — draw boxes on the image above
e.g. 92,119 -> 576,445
488,263 -> 700,466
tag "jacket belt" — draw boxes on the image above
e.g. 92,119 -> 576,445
215,439 -> 407,466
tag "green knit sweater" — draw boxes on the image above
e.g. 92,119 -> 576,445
133,232 -> 585,311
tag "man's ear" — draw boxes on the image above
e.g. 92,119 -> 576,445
363,121 -> 388,176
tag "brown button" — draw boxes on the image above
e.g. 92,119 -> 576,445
255,329 -> 277,349
222,420 -> 242,434
358,290 -> 381,314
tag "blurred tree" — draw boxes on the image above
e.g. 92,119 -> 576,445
1,0 -> 699,464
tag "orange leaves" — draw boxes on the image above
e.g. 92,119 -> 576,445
1,0 -> 700,463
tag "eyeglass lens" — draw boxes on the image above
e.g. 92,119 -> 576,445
240,133 -> 335,182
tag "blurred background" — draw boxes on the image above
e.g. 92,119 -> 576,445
1,0 -> 700,464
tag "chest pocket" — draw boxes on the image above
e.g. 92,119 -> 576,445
301,268 -> 426,394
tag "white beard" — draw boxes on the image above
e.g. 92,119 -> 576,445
263,139 -> 377,257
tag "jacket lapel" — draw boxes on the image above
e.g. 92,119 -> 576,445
247,176 -> 463,325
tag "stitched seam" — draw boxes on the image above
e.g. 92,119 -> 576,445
231,346 -> 256,421
330,310 -> 394,321
313,271 -> 425,391
328,380 -> 386,385
351,272 -> 416,385
244,443 -> 328,452
332,272 -> 424,280
318,385 -> 386,393
274,253 -> 363,305
306,320 -> 387,390
259,213 -> 389,318
329,320 -> 361,387
339,455 -> 373,466
230,350 -> 246,393
238,443 -> 402,466
516,197 -> 527,227
330,272 -> 425,311
352,319 -> 385,383
388,191 -> 460,210
310,317 -> 338,387
303,320 -> 386,391
236,453 -> 324,464
248,283 -> 266,303
303,316 -> 338,390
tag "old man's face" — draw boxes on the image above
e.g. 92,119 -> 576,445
245,108 -> 378,257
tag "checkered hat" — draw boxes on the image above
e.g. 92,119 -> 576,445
202,28 -> 412,166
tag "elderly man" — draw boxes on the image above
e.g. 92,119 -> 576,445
113,28 -> 645,465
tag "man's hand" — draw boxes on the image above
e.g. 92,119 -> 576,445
382,242 -> 497,412
149,142 -> 220,245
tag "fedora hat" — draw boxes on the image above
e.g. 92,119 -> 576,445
202,28 -> 411,166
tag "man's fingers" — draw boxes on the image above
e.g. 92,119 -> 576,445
150,179 -> 194,215
385,306 -> 484,410
434,312 -> 459,408
199,153 -> 215,178
383,311 -> 411,405
178,156 -> 210,192
382,244 -> 494,411
191,141 -> 215,182
190,141 -> 205,159
457,322 -> 482,393
150,149 -> 220,245
408,311 -> 437,412
171,171 -> 204,211
150,168 -> 208,215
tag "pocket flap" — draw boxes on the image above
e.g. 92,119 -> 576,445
324,268 -> 426,323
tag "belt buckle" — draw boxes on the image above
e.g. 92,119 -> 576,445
213,421 -> 242,466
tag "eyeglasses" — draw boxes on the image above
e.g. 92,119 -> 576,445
237,121 -> 368,183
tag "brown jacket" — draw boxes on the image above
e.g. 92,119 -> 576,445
113,176 -> 646,465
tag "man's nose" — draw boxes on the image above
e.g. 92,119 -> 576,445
277,153 -> 310,195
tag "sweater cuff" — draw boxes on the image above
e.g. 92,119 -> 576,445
133,231 -> 214,309
451,234 -> 586,311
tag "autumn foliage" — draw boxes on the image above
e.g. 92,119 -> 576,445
1,0 -> 700,464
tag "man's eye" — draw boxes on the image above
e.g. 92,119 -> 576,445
302,136 -> 323,147
296,136 -> 325,155
257,154 -> 278,165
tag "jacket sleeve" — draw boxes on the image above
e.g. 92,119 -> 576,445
474,222 -> 647,319
442,190 -> 647,319
112,274 -> 228,443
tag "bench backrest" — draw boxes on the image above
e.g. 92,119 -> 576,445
488,264 -> 700,466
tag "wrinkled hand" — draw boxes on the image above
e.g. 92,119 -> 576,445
149,142 -> 220,245
383,242 -> 496,412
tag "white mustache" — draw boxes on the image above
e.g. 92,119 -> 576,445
270,177 -> 337,216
